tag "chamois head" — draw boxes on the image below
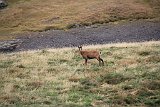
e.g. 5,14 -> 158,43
78,45 -> 82,51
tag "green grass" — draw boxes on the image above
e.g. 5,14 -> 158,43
0,41 -> 160,106
0,60 -> 14,68
0,0 -> 160,40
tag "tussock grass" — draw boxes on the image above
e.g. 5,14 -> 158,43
0,0 -> 159,40
0,41 -> 160,106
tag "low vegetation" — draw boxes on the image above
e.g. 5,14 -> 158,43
0,41 -> 160,106
0,0 -> 160,40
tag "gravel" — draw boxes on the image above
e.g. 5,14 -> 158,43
2,20 -> 160,52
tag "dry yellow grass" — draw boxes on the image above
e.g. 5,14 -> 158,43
0,0 -> 157,38
0,41 -> 160,106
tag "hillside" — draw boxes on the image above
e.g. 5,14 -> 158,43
0,0 -> 160,38
0,42 -> 160,106
0,1 -> 160,106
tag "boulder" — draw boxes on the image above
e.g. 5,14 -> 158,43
0,39 -> 22,52
0,0 -> 8,9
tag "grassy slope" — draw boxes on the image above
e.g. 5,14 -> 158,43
0,0 -> 159,40
0,41 -> 160,106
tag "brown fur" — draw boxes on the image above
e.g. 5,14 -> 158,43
78,46 -> 104,66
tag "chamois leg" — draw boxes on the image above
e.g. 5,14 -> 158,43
97,57 -> 104,66
96,57 -> 101,66
85,59 -> 88,65
100,58 -> 104,66
99,60 -> 101,66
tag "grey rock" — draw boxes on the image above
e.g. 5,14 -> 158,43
0,0 -> 8,9
0,39 -> 22,52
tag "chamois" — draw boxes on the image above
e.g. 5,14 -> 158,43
78,46 -> 104,66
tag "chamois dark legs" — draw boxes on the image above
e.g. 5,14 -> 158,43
100,58 -> 104,66
97,57 -> 104,66
85,59 -> 88,65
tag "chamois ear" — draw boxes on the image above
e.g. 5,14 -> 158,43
78,45 -> 82,50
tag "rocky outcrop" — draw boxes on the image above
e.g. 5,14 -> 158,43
0,0 -> 8,9
0,39 -> 22,52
